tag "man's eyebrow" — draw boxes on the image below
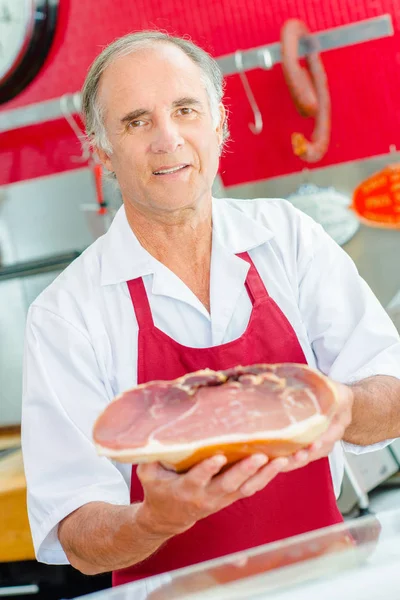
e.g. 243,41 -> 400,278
120,108 -> 150,124
120,97 -> 204,124
171,97 -> 204,109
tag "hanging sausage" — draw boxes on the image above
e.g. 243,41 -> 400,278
281,19 -> 331,163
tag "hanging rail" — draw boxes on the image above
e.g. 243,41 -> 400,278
218,14 -> 393,74
0,14 -> 393,134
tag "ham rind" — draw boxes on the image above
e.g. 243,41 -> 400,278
93,364 -> 338,471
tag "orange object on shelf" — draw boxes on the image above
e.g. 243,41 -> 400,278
0,428 -> 35,562
352,164 -> 400,228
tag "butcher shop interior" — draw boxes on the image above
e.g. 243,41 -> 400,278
2,1 -> 400,599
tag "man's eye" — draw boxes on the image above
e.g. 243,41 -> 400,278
179,108 -> 194,115
129,120 -> 144,128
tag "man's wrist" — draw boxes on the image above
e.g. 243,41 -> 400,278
134,502 -> 177,541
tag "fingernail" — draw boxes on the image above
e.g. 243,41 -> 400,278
277,457 -> 289,469
252,454 -> 268,468
213,455 -> 227,467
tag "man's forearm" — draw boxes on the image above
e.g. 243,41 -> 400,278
343,375 -> 400,446
58,501 -> 170,575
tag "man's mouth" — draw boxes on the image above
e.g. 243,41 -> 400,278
153,164 -> 190,175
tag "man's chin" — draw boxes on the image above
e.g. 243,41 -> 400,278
148,191 -> 209,213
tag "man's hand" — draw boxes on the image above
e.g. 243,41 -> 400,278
136,453 -> 289,538
136,381 -> 353,537
281,381 -> 354,472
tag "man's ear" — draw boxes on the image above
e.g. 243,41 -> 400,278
95,146 -> 113,172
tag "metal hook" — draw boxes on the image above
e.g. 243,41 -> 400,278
71,92 -> 82,114
234,51 -> 263,135
60,94 -> 107,216
258,48 -> 273,70
60,94 -> 91,162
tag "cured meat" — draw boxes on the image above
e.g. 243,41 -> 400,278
281,19 -> 331,163
93,363 -> 338,472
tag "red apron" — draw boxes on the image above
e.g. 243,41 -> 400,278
113,252 -> 343,586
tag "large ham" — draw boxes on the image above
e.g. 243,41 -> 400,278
93,363 -> 339,472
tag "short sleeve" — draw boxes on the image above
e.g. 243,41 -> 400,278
22,306 -> 130,564
296,212 -> 400,454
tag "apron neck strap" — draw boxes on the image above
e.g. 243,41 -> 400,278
127,278 -> 154,329
236,251 -> 269,303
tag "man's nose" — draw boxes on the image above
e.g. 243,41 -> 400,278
150,119 -> 184,154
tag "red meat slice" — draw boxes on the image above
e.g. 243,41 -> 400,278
93,363 -> 338,471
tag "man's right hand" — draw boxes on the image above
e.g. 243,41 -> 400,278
58,454 -> 289,576
136,453 -> 289,537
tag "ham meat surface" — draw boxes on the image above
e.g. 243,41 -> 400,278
93,363 -> 338,471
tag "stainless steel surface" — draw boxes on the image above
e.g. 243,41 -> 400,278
0,168 -> 118,426
211,175 -> 227,198
0,171 -> 96,265
0,251 -> 82,281
338,448 -> 399,515
226,149 -> 400,199
0,585 -> 39,596
0,16 -> 393,133
0,279 -> 26,426
0,92 -> 81,133
341,454 -> 370,513
70,509 -> 400,600
388,439 -> 400,465
387,289 -> 400,331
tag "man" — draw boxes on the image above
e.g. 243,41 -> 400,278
22,31 -> 400,585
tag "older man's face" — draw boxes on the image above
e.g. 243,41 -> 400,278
97,44 -> 225,214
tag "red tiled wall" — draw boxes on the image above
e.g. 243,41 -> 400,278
1,0 -> 400,186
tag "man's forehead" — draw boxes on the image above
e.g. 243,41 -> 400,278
99,47 -> 208,116
99,45 -> 206,107
103,44 -> 202,84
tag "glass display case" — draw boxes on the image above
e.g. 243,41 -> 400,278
72,508 -> 400,600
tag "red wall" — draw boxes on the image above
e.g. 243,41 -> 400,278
1,0 -> 400,187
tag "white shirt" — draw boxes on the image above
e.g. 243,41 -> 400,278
21,197 -> 400,565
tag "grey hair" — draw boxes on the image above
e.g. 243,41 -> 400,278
81,30 -> 230,155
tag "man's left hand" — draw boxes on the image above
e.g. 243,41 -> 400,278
281,381 -> 354,472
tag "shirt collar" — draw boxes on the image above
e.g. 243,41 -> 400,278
100,207 -> 154,286
100,198 -> 275,286
212,197 -> 275,253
